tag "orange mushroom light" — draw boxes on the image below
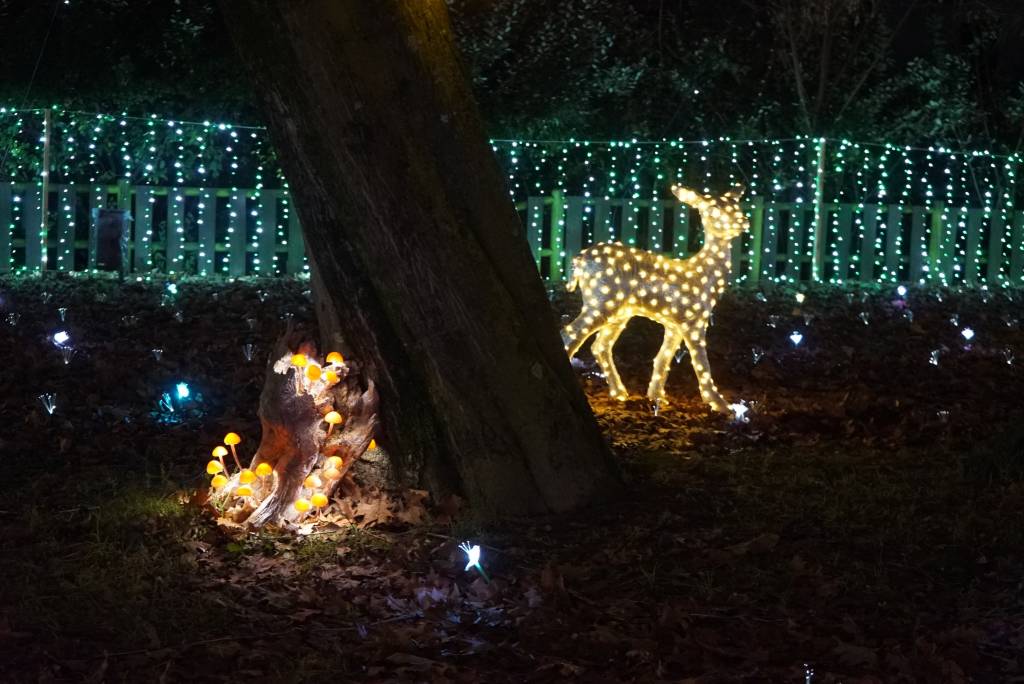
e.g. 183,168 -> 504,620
255,462 -> 272,478
326,351 -> 344,365
324,410 -> 343,437
239,469 -> 256,484
303,473 -> 322,490
305,363 -> 322,382
290,353 -> 307,367
324,369 -> 339,385
311,493 -> 328,509
223,432 -> 242,469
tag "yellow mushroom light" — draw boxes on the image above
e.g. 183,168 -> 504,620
223,433 -> 242,469
236,485 -> 253,497
211,474 -> 228,489
326,351 -> 344,365
255,462 -> 272,478
239,469 -> 256,484
206,459 -> 224,475
294,498 -> 312,513
290,353 -> 307,367
368,439 -> 377,451
211,445 -> 229,473
562,184 -> 750,414
311,493 -> 328,508
303,473 -> 322,489
325,456 -> 343,469
324,369 -> 339,385
324,411 -> 343,437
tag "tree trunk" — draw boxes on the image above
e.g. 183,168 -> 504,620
219,0 -> 620,515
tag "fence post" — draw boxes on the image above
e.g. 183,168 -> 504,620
549,189 -> 564,279
747,196 -> 765,281
810,137 -> 828,282
927,201 -> 945,282
39,109 -> 53,272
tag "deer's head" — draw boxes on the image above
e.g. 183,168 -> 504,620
672,184 -> 750,241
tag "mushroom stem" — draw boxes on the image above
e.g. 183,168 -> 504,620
228,444 -> 242,470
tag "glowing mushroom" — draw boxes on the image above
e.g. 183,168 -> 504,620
255,462 -> 272,478
369,439 -> 377,451
211,445 -> 229,473
325,456 -> 343,470
323,466 -> 342,481
223,433 -> 243,469
303,473 -> 322,489
294,498 -> 312,520
238,469 -> 256,484
311,493 -> 328,509
324,411 -> 343,437
324,369 -> 339,385
305,363 -> 322,382
326,351 -> 344,365
236,485 -> 253,497
206,459 -> 224,475
211,474 -> 228,489
291,353 -> 307,367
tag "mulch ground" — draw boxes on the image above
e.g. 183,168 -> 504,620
0,273 -> 1022,683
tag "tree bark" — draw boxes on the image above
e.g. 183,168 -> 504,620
219,0 -> 620,515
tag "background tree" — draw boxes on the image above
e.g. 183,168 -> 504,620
218,0 -> 621,515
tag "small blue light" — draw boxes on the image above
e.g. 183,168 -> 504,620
166,283 -> 178,295
175,382 -> 190,399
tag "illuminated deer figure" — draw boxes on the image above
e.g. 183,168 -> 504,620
562,184 -> 750,413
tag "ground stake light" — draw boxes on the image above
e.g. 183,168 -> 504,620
562,184 -> 750,413
459,542 -> 489,583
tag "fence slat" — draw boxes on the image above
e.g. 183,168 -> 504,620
784,205 -> 804,282
834,204 -> 853,281
87,186 -> 105,269
621,200 -> 638,247
647,200 -> 664,252
257,190 -> 278,275
673,203 -> 690,258
860,204 -> 880,282
285,195 -> 305,274
593,200 -> 612,243
884,205 -> 901,280
526,196 -> 544,264
549,190 -> 564,279
942,209 -> 963,283
564,196 -> 584,260
166,188 -> 185,273
1010,210 -> 1024,285
0,185 -> 11,272
134,186 -> 153,272
23,186 -> 44,271
747,197 -> 765,280
987,213 -> 1005,283
56,185 -> 74,271
908,207 -> 927,282
197,189 -> 216,276
228,191 -> 247,276
965,209 -> 983,283
759,203 -> 779,281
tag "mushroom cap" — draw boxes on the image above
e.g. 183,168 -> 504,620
290,353 -> 307,367
294,498 -> 312,512
368,439 -> 377,451
324,370 -> 339,384
323,467 -> 342,480
206,459 -> 224,475
325,455 -> 343,469
236,485 -> 253,497
303,474 -> 322,489
311,493 -> 328,508
212,445 -> 228,458
211,474 -> 228,489
326,351 -> 344,364
239,469 -> 256,484
305,364 -> 322,381
255,462 -> 273,477
224,432 -> 241,446
324,411 -> 342,425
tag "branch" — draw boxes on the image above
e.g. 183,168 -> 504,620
781,3 -> 813,133
834,0 -> 920,122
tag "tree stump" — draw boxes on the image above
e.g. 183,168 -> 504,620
211,330 -> 379,528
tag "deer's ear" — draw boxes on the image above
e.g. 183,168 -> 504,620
723,183 -> 746,201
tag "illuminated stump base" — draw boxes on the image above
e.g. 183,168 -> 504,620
208,331 -> 380,529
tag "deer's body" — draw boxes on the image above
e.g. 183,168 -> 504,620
561,185 -> 749,413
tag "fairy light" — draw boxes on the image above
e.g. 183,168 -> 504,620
562,184 -> 749,413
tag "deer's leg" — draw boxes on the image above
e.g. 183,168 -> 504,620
590,317 -> 630,400
683,326 -> 730,413
646,323 -> 686,405
562,307 -> 606,358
